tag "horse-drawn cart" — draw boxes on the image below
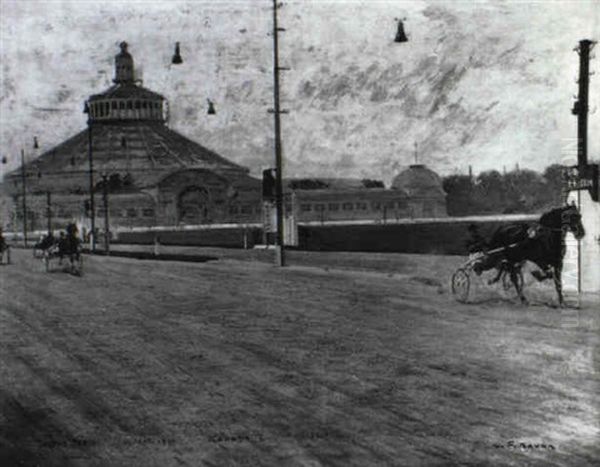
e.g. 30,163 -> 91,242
0,244 -> 10,265
40,244 -> 83,274
35,224 -> 84,275
450,205 -> 585,306
451,246 -> 524,303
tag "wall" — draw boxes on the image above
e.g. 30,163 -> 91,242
297,219 -> 533,255
565,190 -> 600,293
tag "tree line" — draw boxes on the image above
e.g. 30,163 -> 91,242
442,164 -> 563,216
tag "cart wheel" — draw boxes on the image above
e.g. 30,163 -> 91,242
452,268 -> 471,303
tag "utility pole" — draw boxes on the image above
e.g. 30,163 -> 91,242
46,191 -> 52,234
87,111 -> 96,252
20,149 -> 27,247
574,39 -> 595,167
101,173 -> 110,255
271,0 -> 287,266
571,39 -> 596,295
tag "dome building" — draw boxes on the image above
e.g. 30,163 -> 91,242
391,164 -> 447,218
1,42 -> 262,235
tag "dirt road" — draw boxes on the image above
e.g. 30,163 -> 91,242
1,249 -> 598,466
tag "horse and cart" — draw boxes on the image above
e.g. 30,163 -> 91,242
0,228 -> 10,265
451,205 -> 585,306
33,223 -> 83,275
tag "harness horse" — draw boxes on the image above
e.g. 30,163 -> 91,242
452,205 -> 585,306
37,224 -> 84,275
0,229 -> 10,265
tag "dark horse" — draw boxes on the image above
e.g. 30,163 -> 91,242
474,204 -> 585,305
33,232 -> 57,257
57,223 -> 82,272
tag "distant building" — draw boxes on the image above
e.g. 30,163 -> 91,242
284,165 -> 447,223
1,42 -> 261,234
1,42 -> 447,237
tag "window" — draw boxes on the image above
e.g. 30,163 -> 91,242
142,208 -> 155,217
135,101 -> 141,109
342,203 -> 353,211
397,199 -> 408,209
109,209 -> 121,217
241,205 -> 252,214
127,208 -> 137,218
300,204 -> 312,212
112,101 -> 117,109
127,101 -> 133,110
229,206 -> 239,214
372,202 -> 381,211
328,203 -> 339,211
385,201 -> 395,209
356,202 -> 367,210
315,204 -> 325,212
142,102 -> 148,109
119,101 -> 125,109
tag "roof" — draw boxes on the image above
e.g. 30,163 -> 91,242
285,178 -> 385,191
3,122 -> 248,191
89,83 -> 164,101
391,164 -> 446,196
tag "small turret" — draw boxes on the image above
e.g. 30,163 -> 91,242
114,41 -> 134,84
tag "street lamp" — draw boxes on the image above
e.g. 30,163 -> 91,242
172,42 -> 183,65
84,99 -> 96,252
394,18 -> 409,43
100,170 -> 110,255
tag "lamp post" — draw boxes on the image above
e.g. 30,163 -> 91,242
271,0 -> 287,267
101,172 -> 110,255
20,149 -> 28,247
46,191 -> 52,234
85,101 -> 96,252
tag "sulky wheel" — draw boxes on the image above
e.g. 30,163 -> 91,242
451,268 -> 471,303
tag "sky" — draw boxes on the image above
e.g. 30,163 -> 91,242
1,0 -> 599,183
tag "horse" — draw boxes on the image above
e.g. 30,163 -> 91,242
33,232 -> 57,258
0,228 -> 10,265
57,223 -> 82,274
473,204 -> 585,306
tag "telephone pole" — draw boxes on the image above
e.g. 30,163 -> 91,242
20,149 -> 27,247
571,39 -> 596,295
46,191 -> 52,234
271,0 -> 287,266
574,39 -> 595,167
86,108 -> 97,252
101,173 -> 110,255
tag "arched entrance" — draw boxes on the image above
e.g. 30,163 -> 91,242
177,186 -> 210,224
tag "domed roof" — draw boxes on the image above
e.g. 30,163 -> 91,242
391,164 -> 445,196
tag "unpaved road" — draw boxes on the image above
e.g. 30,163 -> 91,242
1,248 -> 599,466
